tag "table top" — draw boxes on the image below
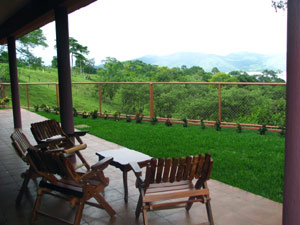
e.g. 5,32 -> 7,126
96,147 -> 152,166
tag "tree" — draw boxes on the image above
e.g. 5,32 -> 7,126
0,29 -> 48,67
69,37 -> 89,71
272,0 -> 287,12
211,67 -> 220,74
51,56 -> 57,68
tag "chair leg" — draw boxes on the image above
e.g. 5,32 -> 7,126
31,188 -> 44,224
16,169 -> 32,205
94,192 -> 116,217
205,200 -> 214,225
185,196 -> 195,211
135,194 -> 143,218
74,201 -> 84,225
142,206 -> 149,225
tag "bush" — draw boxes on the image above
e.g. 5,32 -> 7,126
259,124 -> 267,135
73,108 -> 78,117
237,123 -> 242,133
103,111 -> 109,120
215,120 -> 221,131
165,118 -> 172,127
82,111 -> 89,119
150,115 -> 158,125
34,105 -> 39,112
113,112 -> 120,121
182,118 -> 188,128
126,115 -> 131,122
201,119 -> 206,130
91,110 -> 98,119
135,112 -> 143,124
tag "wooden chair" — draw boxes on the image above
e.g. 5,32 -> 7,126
26,146 -> 116,225
30,119 -> 88,147
31,119 -> 90,171
130,153 -> 214,225
10,129 -> 43,204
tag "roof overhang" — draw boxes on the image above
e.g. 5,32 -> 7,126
0,0 -> 96,44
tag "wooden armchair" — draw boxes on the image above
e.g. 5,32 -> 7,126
31,119 -> 90,171
26,146 -> 116,225
10,129 -> 44,204
30,119 -> 88,147
130,153 -> 214,225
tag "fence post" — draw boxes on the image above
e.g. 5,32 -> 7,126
1,84 -> 4,98
150,83 -> 154,119
1,84 -> 5,108
218,83 -> 222,122
56,83 -> 59,107
98,83 -> 102,116
26,84 -> 29,109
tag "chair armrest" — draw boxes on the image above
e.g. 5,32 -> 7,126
129,161 -> 144,185
91,157 -> 113,171
73,131 -> 89,136
45,147 -> 65,153
63,144 -> 87,154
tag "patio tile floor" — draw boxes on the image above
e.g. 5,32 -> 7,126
0,109 -> 282,225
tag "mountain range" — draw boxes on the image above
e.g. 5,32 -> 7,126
135,52 -> 286,73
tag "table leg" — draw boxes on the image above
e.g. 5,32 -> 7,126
123,171 -> 128,202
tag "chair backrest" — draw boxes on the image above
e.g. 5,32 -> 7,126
27,147 -> 78,181
144,153 -> 213,189
31,119 -> 64,143
11,129 -> 34,163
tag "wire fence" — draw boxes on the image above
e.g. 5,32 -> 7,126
1,82 -> 286,129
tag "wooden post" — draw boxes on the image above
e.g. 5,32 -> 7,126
218,83 -> 221,122
56,83 -> 59,107
26,84 -> 29,109
55,6 -> 74,135
98,83 -> 102,116
150,83 -> 154,119
283,0 -> 300,224
7,36 -> 22,128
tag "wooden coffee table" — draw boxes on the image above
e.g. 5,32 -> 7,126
96,148 -> 151,202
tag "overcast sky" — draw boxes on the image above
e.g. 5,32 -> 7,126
34,0 -> 287,66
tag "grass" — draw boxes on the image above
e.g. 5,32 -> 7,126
36,110 -> 285,203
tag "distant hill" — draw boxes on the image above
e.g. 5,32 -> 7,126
135,52 -> 286,73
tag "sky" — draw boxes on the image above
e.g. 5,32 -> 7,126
34,0 -> 287,66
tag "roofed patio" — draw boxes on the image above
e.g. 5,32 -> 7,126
0,109 -> 282,225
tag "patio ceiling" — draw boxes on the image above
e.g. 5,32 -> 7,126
0,0 -> 96,44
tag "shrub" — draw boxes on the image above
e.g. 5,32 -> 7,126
201,119 -> 206,130
165,118 -> 172,127
237,123 -> 242,133
215,120 -> 221,131
103,111 -> 109,120
126,115 -> 131,122
34,105 -> 39,112
82,111 -> 89,119
259,124 -> 267,135
280,126 -> 286,137
113,112 -> 120,121
53,106 -> 60,115
150,115 -> 158,125
0,97 -> 9,106
91,110 -> 98,119
182,118 -> 188,128
135,112 -> 143,124
73,108 -> 78,117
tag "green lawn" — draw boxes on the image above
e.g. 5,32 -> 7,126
35,110 -> 285,203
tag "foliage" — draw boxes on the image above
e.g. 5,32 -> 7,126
82,111 -> 89,119
165,118 -> 172,126
40,104 -> 51,113
0,97 -> 9,105
135,111 -> 144,124
53,106 -> 59,115
126,115 -> 132,122
259,124 -> 268,135
280,126 -> 286,137
34,105 -> 39,112
91,110 -> 98,119
182,117 -> 188,127
215,120 -> 221,131
237,123 -> 242,133
150,115 -> 158,125
73,108 -> 78,117
272,0 -> 287,12
113,111 -> 120,121
201,119 -> 206,129
103,111 -> 109,120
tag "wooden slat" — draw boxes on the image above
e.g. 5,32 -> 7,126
149,158 -> 157,184
176,157 -> 185,181
147,182 -> 193,194
145,198 -> 210,210
148,180 -> 191,189
162,158 -> 171,182
183,156 -> 192,180
189,155 -> 199,180
169,158 -> 178,183
143,188 -> 209,202
155,158 -> 164,183
195,154 -> 205,179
